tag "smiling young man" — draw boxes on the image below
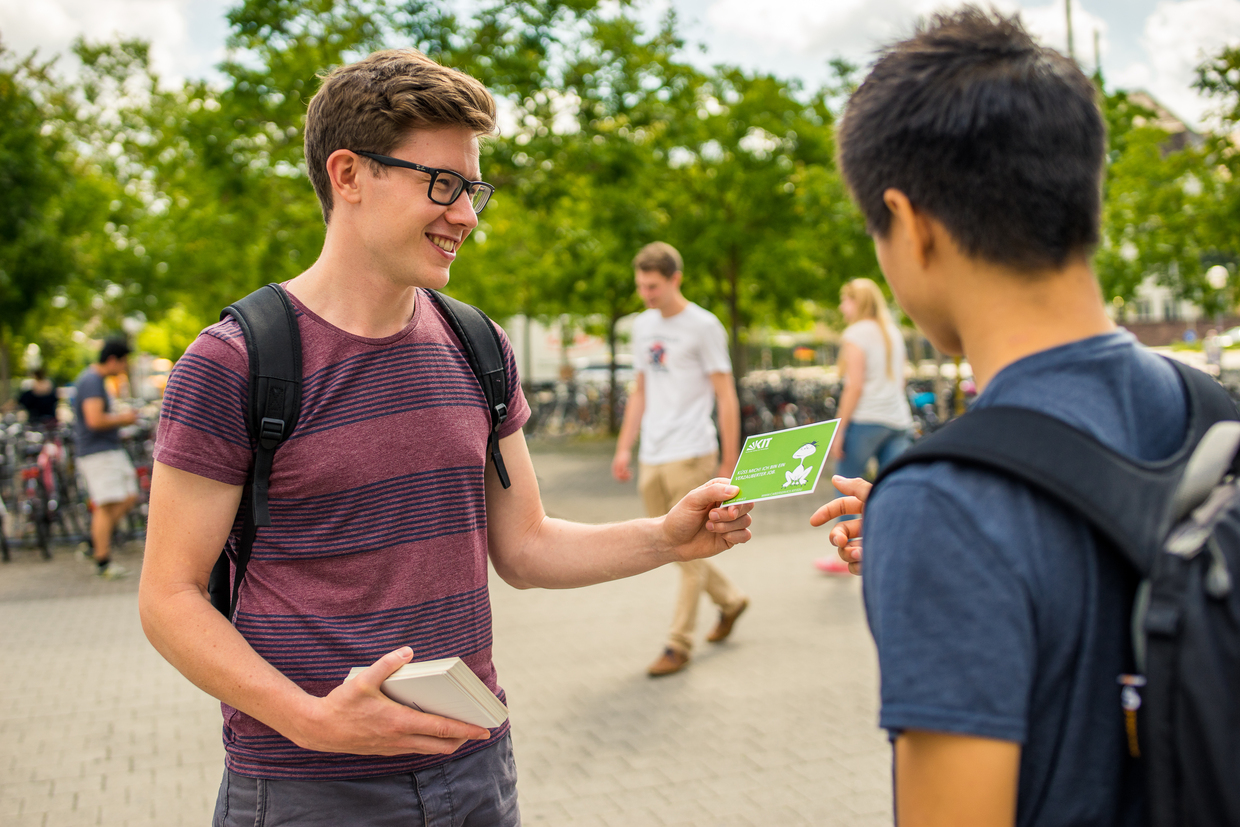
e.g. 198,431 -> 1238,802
810,8 -> 1189,827
139,50 -> 752,826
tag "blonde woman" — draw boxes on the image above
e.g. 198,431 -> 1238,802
815,278 -> 913,573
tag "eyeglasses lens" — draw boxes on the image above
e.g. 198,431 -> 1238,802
468,187 -> 492,213
430,175 -> 462,206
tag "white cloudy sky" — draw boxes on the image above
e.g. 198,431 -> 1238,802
2,0 -> 1238,127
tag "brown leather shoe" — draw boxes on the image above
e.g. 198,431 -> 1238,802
647,647 -> 690,676
706,597 -> 749,643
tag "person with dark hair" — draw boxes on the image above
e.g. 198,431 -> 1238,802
17,368 -> 58,425
613,241 -> 749,676
73,336 -> 139,578
812,7 -> 1177,824
139,50 -> 753,825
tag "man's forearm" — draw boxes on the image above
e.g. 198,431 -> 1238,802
139,584 -> 316,743
717,395 -> 740,471
836,382 -> 862,429
491,514 -> 675,590
614,391 -> 644,456
91,412 -> 132,431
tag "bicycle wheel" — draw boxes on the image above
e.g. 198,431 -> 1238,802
54,465 -> 88,540
31,478 -> 52,559
0,496 -> 10,563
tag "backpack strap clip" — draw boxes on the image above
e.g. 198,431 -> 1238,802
259,416 -> 286,450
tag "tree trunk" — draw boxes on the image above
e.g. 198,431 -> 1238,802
0,327 -> 10,409
726,246 -> 743,377
522,314 -> 532,389
607,314 -> 620,435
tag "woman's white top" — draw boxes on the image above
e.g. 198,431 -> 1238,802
841,318 -> 914,430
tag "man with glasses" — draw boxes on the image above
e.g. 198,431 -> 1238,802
139,49 -> 753,826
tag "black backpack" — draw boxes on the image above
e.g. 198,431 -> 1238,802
872,359 -> 1240,827
207,283 -> 512,619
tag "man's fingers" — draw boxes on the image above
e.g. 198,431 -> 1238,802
828,519 -> 862,547
809,497 -> 863,526
708,502 -> 753,523
402,709 -> 492,743
831,475 -> 872,500
705,506 -> 753,534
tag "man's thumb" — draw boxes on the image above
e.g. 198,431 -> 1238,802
353,646 -> 413,689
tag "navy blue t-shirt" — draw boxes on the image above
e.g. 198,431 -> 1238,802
73,366 -> 122,457
862,331 -> 1186,826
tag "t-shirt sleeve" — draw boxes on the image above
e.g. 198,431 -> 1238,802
862,469 -> 1035,744
153,321 -> 254,486
77,371 -> 106,402
493,320 -> 530,439
699,311 -> 733,376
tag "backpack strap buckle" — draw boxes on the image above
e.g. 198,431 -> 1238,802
259,417 -> 285,450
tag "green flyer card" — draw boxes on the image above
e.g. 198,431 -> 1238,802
723,419 -> 841,506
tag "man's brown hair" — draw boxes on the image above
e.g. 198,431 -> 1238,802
304,49 -> 497,224
632,242 -> 683,278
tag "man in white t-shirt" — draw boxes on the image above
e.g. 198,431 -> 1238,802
612,242 -> 749,676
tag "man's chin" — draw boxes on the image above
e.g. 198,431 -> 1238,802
408,267 -> 451,291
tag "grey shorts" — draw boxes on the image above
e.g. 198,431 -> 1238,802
213,734 -> 520,827
76,449 -> 138,506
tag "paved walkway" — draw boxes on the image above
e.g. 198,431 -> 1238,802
0,442 -> 891,826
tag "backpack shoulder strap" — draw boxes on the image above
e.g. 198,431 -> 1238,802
874,406 -> 1172,571
209,283 -> 302,618
427,290 -> 512,489
871,361 -> 1238,574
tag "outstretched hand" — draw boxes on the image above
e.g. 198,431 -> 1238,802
288,647 -> 493,757
662,479 -> 754,561
809,475 -> 872,576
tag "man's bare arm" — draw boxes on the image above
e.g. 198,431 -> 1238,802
830,342 -> 866,459
611,373 -> 645,482
895,730 -> 1020,827
139,461 -> 490,756
81,396 -> 137,431
710,371 -> 740,477
489,429 -> 753,590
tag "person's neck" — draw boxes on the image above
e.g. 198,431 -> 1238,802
659,294 -> 689,318
286,238 -> 419,339
950,256 -> 1115,392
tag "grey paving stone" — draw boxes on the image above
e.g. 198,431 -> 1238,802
0,442 -> 892,825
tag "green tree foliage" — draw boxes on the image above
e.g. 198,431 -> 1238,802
1095,66 -> 1239,315
0,48 -> 72,387
31,0 -> 1240,403
0,42 -> 148,387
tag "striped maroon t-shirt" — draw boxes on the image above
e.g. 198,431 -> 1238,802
153,287 -> 529,780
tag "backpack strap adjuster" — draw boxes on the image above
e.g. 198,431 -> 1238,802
259,417 -> 285,449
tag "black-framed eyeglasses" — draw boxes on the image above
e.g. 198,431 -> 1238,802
355,151 -> 494,214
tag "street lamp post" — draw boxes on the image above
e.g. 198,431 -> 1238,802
1206,265 -> 1230,376
1207,265 -> 1230,329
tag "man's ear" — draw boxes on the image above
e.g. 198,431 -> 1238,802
882,189 -> 936,270
326,149 -> 365,208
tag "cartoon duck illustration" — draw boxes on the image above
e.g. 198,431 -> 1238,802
783,441 -> 818,488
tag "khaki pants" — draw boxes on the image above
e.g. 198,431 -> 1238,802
638,453 -> 746,654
